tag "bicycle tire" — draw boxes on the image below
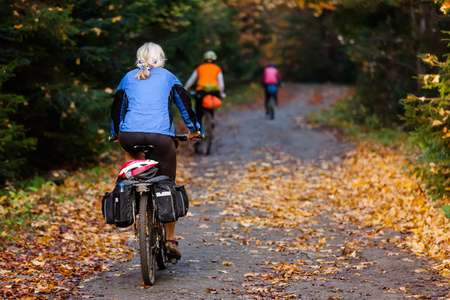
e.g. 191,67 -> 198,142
268,96 -> 275,120
156,225 -> 169,270
139,192 -> 156,285
201,111 -> 213,155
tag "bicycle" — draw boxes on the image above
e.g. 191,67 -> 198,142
109,134 -> 198,286
265,85 -> 277,120
199,109 -> 213,155
190,91 -> 218,155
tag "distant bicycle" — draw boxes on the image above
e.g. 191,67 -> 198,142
190,91 -> 221,155
265,84 -> 277,120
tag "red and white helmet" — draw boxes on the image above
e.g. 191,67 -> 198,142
118,159 -> 158,180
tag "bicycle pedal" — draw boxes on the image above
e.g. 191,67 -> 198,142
170,258 -> 178,264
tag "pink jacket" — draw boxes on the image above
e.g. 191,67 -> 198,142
262,66 -> 280,85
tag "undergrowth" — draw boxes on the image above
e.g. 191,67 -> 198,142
307,94 -> 450,217
307,95 -> 409,148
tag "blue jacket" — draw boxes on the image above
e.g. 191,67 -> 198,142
111,68 -> 200,136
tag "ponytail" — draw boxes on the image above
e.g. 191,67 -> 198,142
136,65 -> 150,80
134,42 -> 167,80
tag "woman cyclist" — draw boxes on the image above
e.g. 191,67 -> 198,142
110,42 -> 200,261
184,50 -> 226,126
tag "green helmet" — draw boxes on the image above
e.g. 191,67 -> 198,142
203,50 -> 217,61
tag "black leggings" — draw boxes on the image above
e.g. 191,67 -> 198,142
118,132 -> 177,180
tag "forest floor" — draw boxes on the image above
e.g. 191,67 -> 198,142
2,83 -> 450,299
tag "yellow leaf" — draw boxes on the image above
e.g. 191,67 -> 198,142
32,259 -> 45,266
439,269 -> 450,277
432,75 -> 440,83
441,1 -> 450,14
91,27 -> 101,36
13,24 -> 23,29
112,16 -> 121,23
432,120 -> 443,127
62,232 -> 78,241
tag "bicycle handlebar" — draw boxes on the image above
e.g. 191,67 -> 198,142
174,134 -> 205,141
108,134 -> 204,142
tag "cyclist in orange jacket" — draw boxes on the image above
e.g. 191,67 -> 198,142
184,51 -> 226,126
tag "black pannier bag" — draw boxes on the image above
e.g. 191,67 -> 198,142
154,178 -> 189,223
174,184 -> 189,217
102,192 -> 115,225
102,179 -> 135,228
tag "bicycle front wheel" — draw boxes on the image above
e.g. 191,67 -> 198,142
156,225 -> 169,270
139,192 -> 156,285
201,111 -> 213,155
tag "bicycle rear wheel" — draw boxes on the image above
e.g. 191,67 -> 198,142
268,96 -> 275,120
200,111 -> 213,155
139,192 -> 156,285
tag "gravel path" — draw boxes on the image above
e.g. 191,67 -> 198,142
76,84 -> 449,300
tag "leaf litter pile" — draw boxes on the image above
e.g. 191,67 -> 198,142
2,140 -> 450,298
0,153 -> 135,299
182,141 -> 450,299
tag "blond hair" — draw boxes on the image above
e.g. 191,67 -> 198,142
135,42 -> 166,80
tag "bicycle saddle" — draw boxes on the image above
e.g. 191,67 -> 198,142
134,145 -> 155,153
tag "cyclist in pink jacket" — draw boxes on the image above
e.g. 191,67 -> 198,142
262,62 -> 281,114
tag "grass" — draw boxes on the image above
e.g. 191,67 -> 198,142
222,81 -> 263,108
307,96 -> 409,148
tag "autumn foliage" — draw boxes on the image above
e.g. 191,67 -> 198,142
401,2 -> 450,202
3,0 -> 450,297
0,155 -> 133,298
182,139 -> 450,298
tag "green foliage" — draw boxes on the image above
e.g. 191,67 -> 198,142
0,60 -> 37,181
220,82 -> 263,108
83,166 -> 111,183
0,189 -> 35,232
327,0 -> 450,126
401,50 -> 450,201
162,0 -> 258,85
27,176 -> 46,191
308,94 -> 408,146
0,0 -> 212,182
442,204 -> 450,218
278,10 -> 356,83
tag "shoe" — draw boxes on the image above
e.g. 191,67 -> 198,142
164,240 -> 181,260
